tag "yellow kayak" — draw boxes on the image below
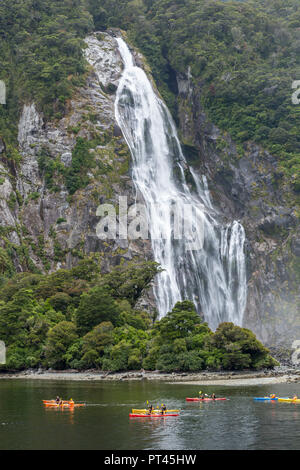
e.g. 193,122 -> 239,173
278,398 -> 300,403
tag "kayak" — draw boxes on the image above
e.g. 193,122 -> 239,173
43,400 -> 71,404
278,398 -> 300,403
253,397 -> 278,401
129,413 -> 179,418
132,409 -> 179,414
186,397 -> 227,401
44,403 -> 85,408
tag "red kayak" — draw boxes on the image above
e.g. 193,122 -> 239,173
186,397 -> 227,402
129,413 -> 179,418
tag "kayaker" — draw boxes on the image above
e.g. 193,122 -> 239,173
160,404 -> 167,415
147,404 -> 154,414
293,394 -> 298,400
69,398 -> 74,405
55,396 -> 61,404
270,394 -> 276,399
211,393 -> 216,400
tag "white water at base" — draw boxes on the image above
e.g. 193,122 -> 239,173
115,37 -> 247,330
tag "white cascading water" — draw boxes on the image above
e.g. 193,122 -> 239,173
115,37 -> 247,330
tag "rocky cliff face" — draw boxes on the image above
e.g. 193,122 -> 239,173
176,71 -> 300,348
0,32 -> 153,295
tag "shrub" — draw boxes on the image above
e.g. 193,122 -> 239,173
76,287 -> 120,335
45,321 -> 78,369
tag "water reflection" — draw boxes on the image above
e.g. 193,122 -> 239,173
44,406 -> 75,425
1,380 -> 300,449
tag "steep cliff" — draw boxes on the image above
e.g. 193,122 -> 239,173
0,32 -> 152,282
176,72 -> 300,347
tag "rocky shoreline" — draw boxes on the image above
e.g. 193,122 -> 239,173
1,366 -> 300,386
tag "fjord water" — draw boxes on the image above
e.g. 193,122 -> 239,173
1,379 -> 300,450
115,38 -> 246,328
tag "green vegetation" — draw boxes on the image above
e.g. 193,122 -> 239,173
0,0 -> 294,373
1,0 -> 300,192
0,261 -> 278,372
65,137 -> 96,194
143,301 -> 277,371
0,0 -> 93,144
0,258 -> 160,370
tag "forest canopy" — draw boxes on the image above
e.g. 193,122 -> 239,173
0,258 -> 278,371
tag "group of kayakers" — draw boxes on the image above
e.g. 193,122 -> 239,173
49,391 -> 299,414
147,403 -> 167,415
269,393 -> 298,400
199,390 -> 216,399
144,390 -> 219,416
55,396 -> 74,405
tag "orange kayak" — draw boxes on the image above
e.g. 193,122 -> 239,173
43,400 -> 70,404
44,402 -> 85,408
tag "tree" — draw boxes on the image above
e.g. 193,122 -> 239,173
142,300 -> 211,372
0,247 -> 14,276
155,300 -> 204,341
81,321 -> 114,365
45,321 -> 78,369
208,322 -> 279,370
0,289 -> 37,342
76,286 -> 120,335
101,261 -> 161,305
48,292 -> 72,314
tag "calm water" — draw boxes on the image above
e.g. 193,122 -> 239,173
0,379 -> 300,450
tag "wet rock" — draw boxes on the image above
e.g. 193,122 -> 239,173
176,70 -> 300,347
291,237 -> 300,257
60,152 -> 72,167
113,124 -> 123,137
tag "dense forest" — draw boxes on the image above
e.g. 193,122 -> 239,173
0,257 -> 278,371
0,0 -> 299,370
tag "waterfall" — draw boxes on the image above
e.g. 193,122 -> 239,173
114,37 -> 247,330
